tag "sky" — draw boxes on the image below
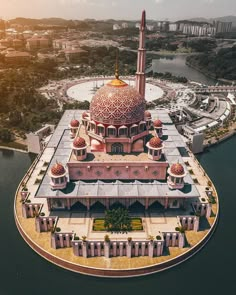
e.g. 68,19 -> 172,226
0,0 -> 235,21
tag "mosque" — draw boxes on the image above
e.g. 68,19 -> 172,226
17,11 -> 214,268
41,11 -> 194,212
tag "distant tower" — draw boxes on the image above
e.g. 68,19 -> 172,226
135,10 -> 146,99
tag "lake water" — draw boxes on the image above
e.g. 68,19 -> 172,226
151,55 -> 216,85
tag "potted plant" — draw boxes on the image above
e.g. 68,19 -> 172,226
104,234 -> 110,243
148,235 -> 154,242
127,237 -> 132,243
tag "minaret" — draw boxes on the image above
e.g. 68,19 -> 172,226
135,10 -> 146,99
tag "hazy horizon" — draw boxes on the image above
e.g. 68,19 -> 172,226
0,0 -> 235,21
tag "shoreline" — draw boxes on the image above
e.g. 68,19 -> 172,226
0,145 -> 28,153
186,60 -> 236,84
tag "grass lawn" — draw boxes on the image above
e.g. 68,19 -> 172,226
93,217 -> 143,231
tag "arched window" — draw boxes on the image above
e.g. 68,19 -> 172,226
118,126 -> 128,137
130,124 -> 138,137
107,125 -> 116,137
111,143 -> 124,153
97,124 -> 105,136
90,121 -> 96,133
139,121 -> 146,132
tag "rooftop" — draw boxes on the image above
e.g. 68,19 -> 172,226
35,109 -> 199,199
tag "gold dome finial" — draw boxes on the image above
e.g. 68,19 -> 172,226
107,49 -> 127,87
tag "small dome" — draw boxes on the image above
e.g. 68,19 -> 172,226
82,111 -> 89,119
149,136 -> 162,148
70,119 -> 80,128
145,110 -> 152,118
170,163 -> 185,176
73,137 -> 86,148
51,162 -> 66,176
153,119 -> 162,128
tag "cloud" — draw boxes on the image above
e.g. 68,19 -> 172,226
155,0 -> 164,4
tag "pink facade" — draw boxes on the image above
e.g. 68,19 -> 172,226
68,161 -> 168,181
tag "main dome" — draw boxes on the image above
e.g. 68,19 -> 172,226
90,78 -> 145,125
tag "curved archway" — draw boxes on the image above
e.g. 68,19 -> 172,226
71,201 -> 87,212
111,143 -> 124,154
129,201 -> 145,213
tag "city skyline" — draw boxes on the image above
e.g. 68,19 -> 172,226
0,0 -> 236,21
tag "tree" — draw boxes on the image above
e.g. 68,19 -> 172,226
104,208 -> 132,232
0,128 -> 12,142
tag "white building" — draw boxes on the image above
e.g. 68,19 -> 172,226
27,124 -> 55,154
169,23 -> 177,32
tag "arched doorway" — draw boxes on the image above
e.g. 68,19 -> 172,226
71,201 -> 87,212
110,201 -> 126,210
148,200 -> 164,211
111,143 -> 123,154
90,201 -> 106,212
129,201 -> 145,213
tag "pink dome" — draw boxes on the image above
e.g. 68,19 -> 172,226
90,78 -> 145,125
70,119 -> 80,127
82,111 -> 89,119
73,137 -> 86,148
153,119 -> 162,128
145,110 -> 152,118
149,137 -> 162,148
170,163 -> 185,176
51,162 -> 66,176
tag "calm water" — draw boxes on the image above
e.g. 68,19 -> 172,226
0,137 -> 235,295
152,55 -> 216,85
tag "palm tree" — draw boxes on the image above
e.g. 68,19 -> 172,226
104,208 -> 131,232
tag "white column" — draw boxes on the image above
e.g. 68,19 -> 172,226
135,242 -> 139,257
141,242 -> 146,256
178,233 -> 185,248
59,234 -> 64,248
104,242 -> 110,258
148,242 -> 154,257
187,217 -> 192,230
172,233 -> 177,247
73,242 -> 79,256
97,242 -> 101,257
113,242 -> 117,257
120,242 -> 124,256
43,218 -> 47,232
193,216 -> 199,231
82,242 -> 88,258
206,204 -> 212,218
127,242 -> 132,258
166,233 -> 171,247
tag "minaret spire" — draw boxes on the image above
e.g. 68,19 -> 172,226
115,49 -> 119,79
135,10 -> 146,99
